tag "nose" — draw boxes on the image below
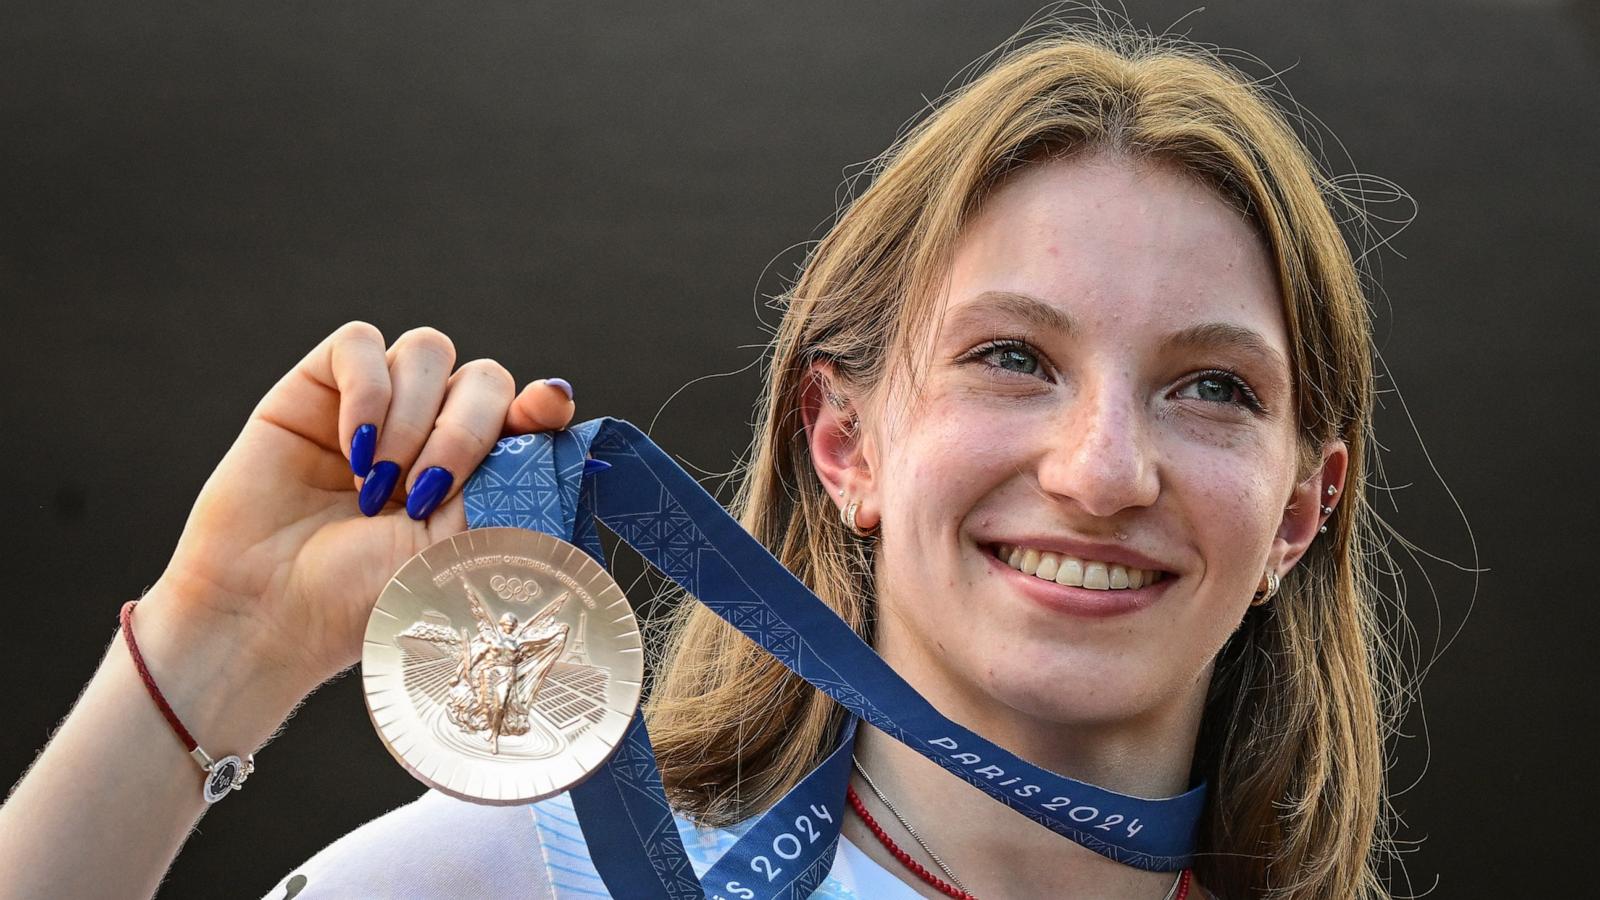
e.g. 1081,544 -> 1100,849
1035,382 -> 1160,518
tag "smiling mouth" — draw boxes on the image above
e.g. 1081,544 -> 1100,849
986,543 -> 1171,591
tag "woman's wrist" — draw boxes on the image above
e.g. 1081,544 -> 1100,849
0,580 -> 316,899
127,577 -> 313,759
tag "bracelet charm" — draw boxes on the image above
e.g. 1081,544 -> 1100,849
193,747 -> 255,804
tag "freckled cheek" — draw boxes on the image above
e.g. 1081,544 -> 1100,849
1171,450 -> 1281,550
1166,415 -> 1253,455
889,416 -> 1003,494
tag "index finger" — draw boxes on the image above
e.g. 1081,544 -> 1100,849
330,324 -> 394,468
502,378 -> 576,436
254,321 -> 392,471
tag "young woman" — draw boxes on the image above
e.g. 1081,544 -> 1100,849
0,19 -> 1401,900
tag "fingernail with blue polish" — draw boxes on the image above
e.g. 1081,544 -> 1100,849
583,458 -> 611,475
406,466 -> 454,520
350,424 -> 377,476
358,460 -> 401,516
545,378 -> 574,400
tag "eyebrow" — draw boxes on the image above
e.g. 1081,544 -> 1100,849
1165,321 -> 1288,374
951,290 -> 1288,373
951,290 -> 1078,336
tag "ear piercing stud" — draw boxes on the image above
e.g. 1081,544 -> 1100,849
1319,484 -> 1340,534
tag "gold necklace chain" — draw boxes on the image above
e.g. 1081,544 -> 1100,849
850,755 -> 1187,900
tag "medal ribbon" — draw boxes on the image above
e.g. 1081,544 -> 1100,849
462,419 -> 1206,899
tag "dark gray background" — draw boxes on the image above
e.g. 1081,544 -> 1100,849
4,1 -> 1594,896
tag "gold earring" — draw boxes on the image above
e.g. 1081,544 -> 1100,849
841,496 -> 877,537
1251,570 -> 1280,607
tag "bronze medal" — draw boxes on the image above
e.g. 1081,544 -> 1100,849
362,527 -> 643,805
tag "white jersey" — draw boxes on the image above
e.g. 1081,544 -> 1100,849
262,788 -> 919,899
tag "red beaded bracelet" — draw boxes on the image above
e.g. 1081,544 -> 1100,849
120,599 -> 255,804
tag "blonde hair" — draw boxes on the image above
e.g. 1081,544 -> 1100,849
643,10 -> 1403,898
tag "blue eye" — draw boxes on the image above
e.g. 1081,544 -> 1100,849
967,339 -> 1046,378
1194,375 -> 1237,403
1184,369 -> 1264,411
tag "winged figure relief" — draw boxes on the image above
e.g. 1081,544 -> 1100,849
396,576 -> 575,755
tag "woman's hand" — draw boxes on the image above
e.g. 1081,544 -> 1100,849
152,321 -> 576,702
0,321 -> 571,898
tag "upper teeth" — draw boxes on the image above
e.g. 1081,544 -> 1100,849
994,544 -> 1164,591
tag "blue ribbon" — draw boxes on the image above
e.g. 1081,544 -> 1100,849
463,419 -> 1206,899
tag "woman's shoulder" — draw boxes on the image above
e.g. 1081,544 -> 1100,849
261,789 -> 553,899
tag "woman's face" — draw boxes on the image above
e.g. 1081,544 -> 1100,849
830,152 -> 1340,741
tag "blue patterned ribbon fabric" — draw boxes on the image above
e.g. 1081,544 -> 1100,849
462,418 -> 1207,899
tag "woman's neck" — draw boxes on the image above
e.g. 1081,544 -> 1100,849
843,656 -> 1209,898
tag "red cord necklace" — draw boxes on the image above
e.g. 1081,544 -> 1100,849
845,781 -> 1193,900
847,783 -> 977,900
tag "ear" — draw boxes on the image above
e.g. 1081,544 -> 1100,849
799,361 -> 879,531
1273,439 -> 1349,575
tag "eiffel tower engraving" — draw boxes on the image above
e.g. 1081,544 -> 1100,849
564,611 -> 591,665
